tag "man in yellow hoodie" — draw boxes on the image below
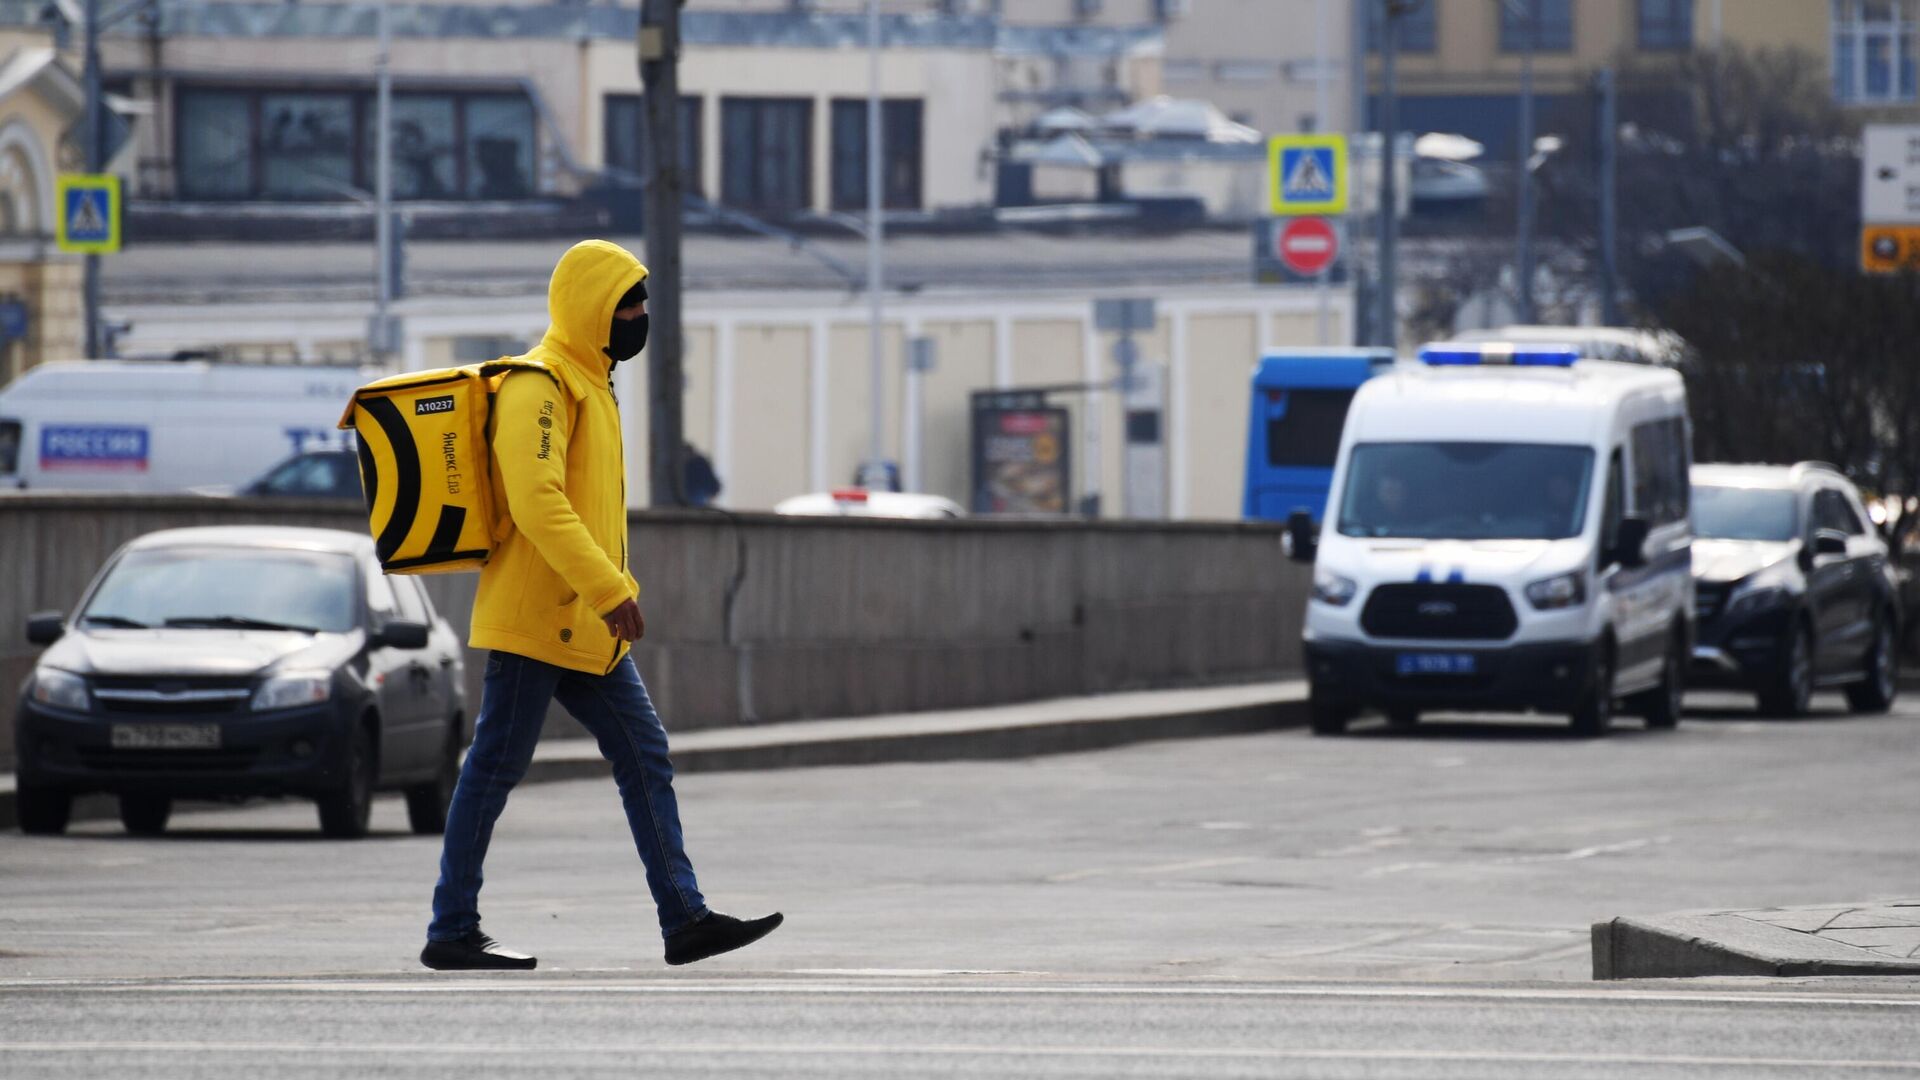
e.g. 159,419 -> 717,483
421,240 -> 782,971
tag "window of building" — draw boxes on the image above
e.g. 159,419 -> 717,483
1833,0 -> 1919,104
177,86 -> 538,201
359,95 -> 457,200
177,90 -> 251,199
830,99 -> 923,211
466,96 -> 536,199
260,93 -> 354,199
602,95 -> 703,192
1366,0 -> 1437,53
721,97 -> 812,213
1500,0 -> 1574,52
1637,0 -> 1692,50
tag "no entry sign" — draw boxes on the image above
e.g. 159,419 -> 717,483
1275,216 -> 1339,276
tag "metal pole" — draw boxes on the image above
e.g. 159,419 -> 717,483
864,0 -> 886,485
1313,0 -> 1331,345
1596,67 -> 1620,326
1350,0 -> 1370,345
373,0 -> 393,365
82,0 -> 102,358
1516,0 -> 1536,324
641,0 -> 686,506
1376,3 -> 1400,352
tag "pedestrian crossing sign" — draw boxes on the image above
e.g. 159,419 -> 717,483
56,174 -> 121,254
1268,134 -> 1348,216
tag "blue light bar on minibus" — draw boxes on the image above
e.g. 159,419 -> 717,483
1418,343 -> 1580,368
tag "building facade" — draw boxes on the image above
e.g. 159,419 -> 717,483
1368,0 -> 1916,157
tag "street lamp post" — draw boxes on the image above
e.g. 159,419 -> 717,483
861,0 -> 887,489
1514,0 -> 1537,324
1376,1 -> 1423,352
81,0 -> 103,358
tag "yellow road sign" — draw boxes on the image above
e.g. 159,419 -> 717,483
1268,134 -> 1349,216
56,174 -> 121,254
1862,224 -> 1920,274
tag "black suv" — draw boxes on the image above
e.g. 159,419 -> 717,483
1690,463 -> 1899,716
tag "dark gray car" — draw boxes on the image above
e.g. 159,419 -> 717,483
1690,463 -> 1900,716
15,526 -> 467,837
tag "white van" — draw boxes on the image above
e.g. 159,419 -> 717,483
0,361 -> 372,493
1289,342 -> 1693,737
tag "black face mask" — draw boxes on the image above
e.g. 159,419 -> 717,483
605,313 -> 649,368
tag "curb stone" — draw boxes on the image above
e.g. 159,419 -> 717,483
2,680 -> 1308,831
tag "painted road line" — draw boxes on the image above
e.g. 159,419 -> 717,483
1,1040 -> 1917,1070
4,979 -> 1920,1009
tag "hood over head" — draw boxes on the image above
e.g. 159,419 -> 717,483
540,240 -> 649,383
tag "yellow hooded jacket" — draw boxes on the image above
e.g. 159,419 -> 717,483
469,240 -> 645,674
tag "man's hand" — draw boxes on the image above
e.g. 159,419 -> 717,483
603,599 -> 645,642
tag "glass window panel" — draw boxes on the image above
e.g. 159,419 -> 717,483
1837,31 -> 1858,99
260,93 -> 353,199
464,96 -> 535,199
721,99 -> 757,206
757,99 -> 809,211
724,98 -> 811,212
363,95 -> 458,200
1501,0 -> 1573,51
830,99 -> 865,210
177,90 -> 253,199
1868,31 -> 1894,96
603,95 -> 701,191
1366,0 -> 1436,53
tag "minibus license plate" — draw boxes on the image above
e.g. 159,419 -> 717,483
111,724 -> 221,750
1396,653 -> 1476,677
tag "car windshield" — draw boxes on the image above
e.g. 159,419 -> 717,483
1692,484 -> 1798,542
81,546 -> 358,633
0,419 -> 19,476
1338,442 -> 1595,540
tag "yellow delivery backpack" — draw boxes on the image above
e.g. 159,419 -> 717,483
338,359 -> 559,575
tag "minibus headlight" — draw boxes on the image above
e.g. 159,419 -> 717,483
1525,570 -> 1587,611
1312,570 -> 1358,607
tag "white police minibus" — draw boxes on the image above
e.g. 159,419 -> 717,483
1288,343 -> 1693,736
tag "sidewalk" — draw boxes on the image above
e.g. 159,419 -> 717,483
0,679 -> 1308,830
1594,901 -> 1920,979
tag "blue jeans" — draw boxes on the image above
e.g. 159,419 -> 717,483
428,651 -> 708,942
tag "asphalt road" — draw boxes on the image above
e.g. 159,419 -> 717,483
5,689 -> 1919,1077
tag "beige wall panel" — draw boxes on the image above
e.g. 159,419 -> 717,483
914,318 -> 993,504
827,321 -> 903,492
727,324 -> 810,509
683,324 -> 718,456
1184,313 -> 1259,521
1723,0 -> 1831,55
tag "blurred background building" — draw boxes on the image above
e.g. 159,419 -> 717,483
0,0 -> 1913,518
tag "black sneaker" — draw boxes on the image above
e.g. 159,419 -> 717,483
664,911 -> 784,966
420,930 -> 537,971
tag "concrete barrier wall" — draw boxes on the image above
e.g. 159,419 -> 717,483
1,496 -> 1310,763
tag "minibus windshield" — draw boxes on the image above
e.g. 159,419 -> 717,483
1692,485 -> 1797,542
1338,442 -> 1595,541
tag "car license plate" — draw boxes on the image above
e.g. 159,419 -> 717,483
1396,653 -> 1477,677
110,724 -> 222,750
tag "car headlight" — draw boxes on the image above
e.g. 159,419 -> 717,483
1525,570 -> 1587,611
251,672 -> 333,712
1312,570 -> 1358,607
29,668 -> 89,711
1725,584 -> 1790,618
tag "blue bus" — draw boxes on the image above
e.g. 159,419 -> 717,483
1242,348 -> 1396,523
